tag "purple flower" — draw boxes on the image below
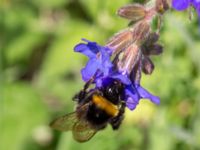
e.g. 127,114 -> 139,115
74,39 -> 113,82
124,84 -> 160,110
74,39 -> 160,110
172,0 -> 200,16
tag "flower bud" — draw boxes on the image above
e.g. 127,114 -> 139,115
106,29 -> 133,55
132,21 -> 150,43
117,4 -> 146,22
117,44 -> 140,74
145,32 -> 160,45
142,57 -> 154,74
156,0 -> 170,14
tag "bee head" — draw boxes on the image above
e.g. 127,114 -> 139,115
100,78 -> 124,104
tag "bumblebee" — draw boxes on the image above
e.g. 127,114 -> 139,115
50,79 -> 125,142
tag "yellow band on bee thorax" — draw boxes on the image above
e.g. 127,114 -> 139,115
92,94 -> 119,117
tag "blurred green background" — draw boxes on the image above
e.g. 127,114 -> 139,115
1,0 -> 200,150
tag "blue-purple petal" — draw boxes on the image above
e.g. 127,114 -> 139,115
75,39 -> 114,82
74,43 -> 96,58
123,84 -> 160,110
100,61 -> 113,76
81,59 -> 100,81
125,85 -> 140,102
126,97 -> 139,110
172,0 -> 190,11
111,73 -> 131,85
101,47 -> 112,60
136,85 -> 160,104
95,78 -> 103,87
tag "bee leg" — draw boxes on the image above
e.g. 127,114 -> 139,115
72,90 -> 86,102
72,78 -> 94,102
110,102 -> 125,130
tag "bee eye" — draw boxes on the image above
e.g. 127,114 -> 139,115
108,88 -> 113,94
106,87 -> 114,95
105,87 -> 119,100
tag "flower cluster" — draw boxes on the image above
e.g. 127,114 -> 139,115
74,39 -> 160,110
74,38 -> 160,110
73,0 -> 199,111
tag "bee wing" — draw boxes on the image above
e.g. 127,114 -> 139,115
72,120 -> 97,142
50,112 -> 78,131
50,103 -> 90,131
